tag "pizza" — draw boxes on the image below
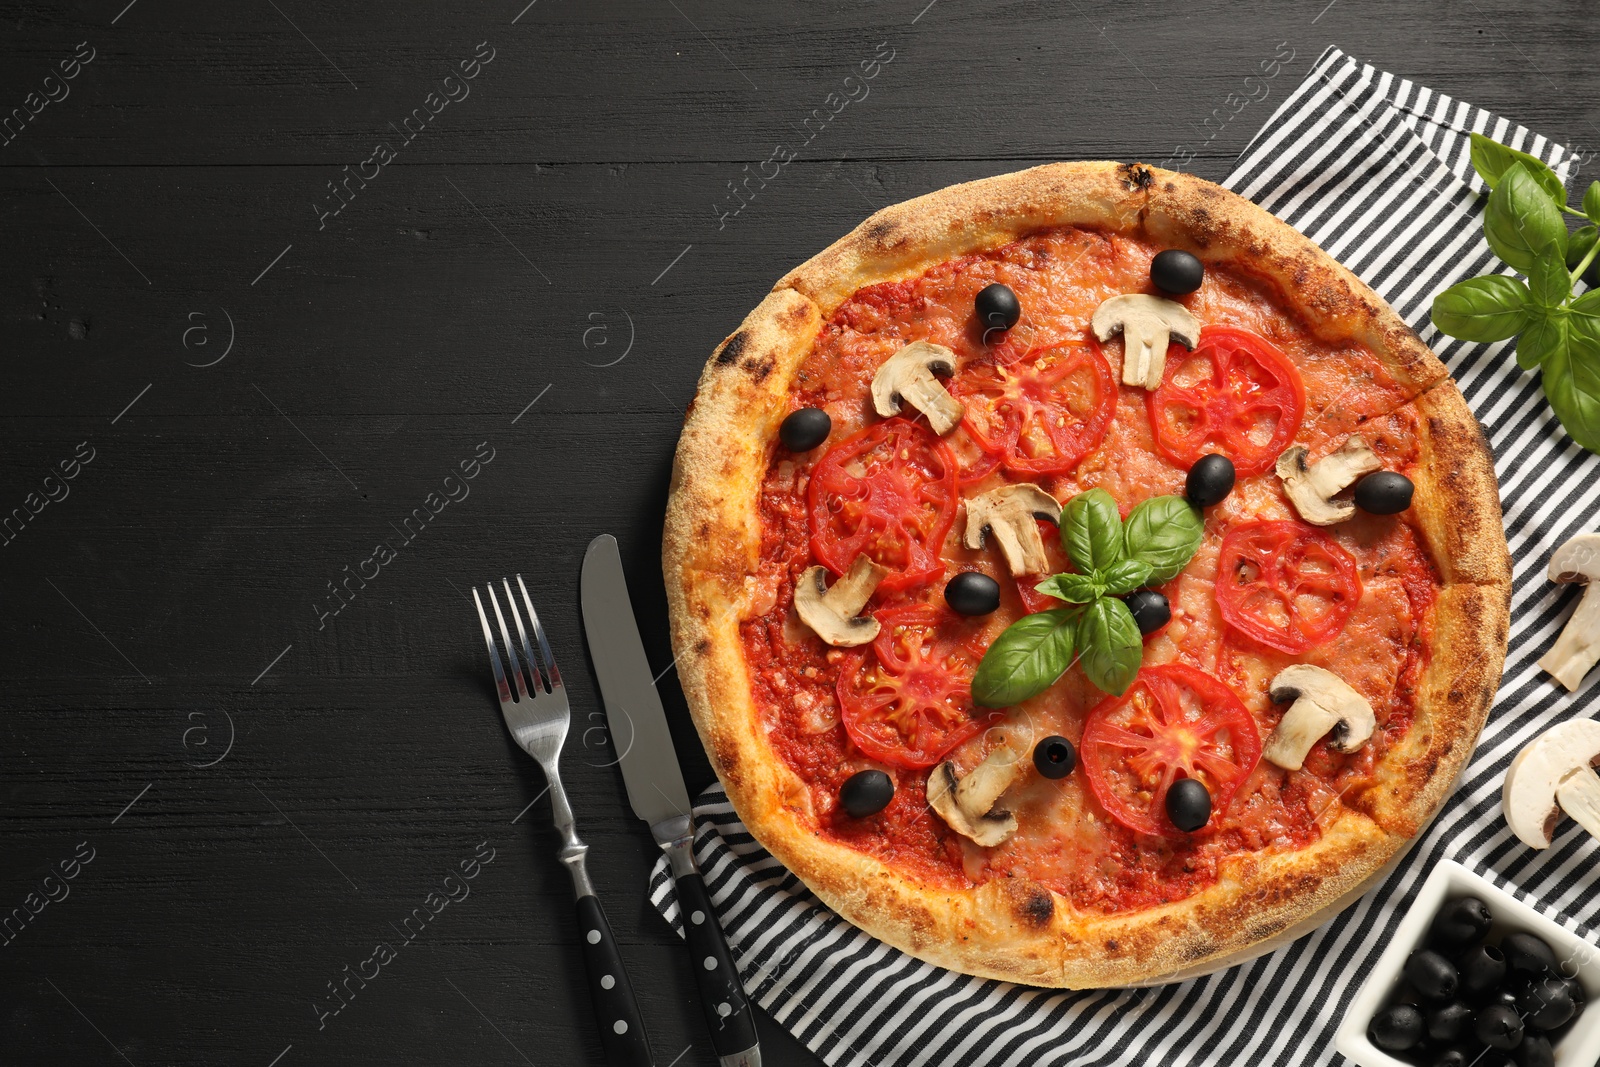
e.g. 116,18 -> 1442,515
662,161 -> 1511,988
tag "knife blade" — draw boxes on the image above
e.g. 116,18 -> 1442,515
581,534 -> 762,1067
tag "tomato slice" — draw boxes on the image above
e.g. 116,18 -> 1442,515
808,418 -> 959,592
1215,520 -> 1363,653
836,606 -> 1002,768
1081,664 -> 1262,837
952,339 -> 1117,476
1146,326 -> 1305,476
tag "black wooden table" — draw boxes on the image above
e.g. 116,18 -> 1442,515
2,3 -> 1593,1064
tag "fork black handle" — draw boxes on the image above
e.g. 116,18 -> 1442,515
674,870 -> 760,1061
576,893 -> 654,1066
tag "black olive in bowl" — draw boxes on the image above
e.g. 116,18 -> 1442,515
1426,1000 -> 1474,1043
1406,950 -> 1461,1002
1430,896 -> 1493,949
1503,932 -> 1560,979
1475,1002 -> 1526,1051
1369,1004 -> 1426,1052
1458,943 -> 1508,998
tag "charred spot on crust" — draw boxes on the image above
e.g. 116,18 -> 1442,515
743,355 -> 775,382
1104,938 -> 1121,953
864,217 -> 897,243
717,330 -> 750,366
1019,888 -> 1054,928
1118,163 -> 1154,190
694,638 -> 711,655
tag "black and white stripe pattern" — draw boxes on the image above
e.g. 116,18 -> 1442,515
648,46 -> 1600,1065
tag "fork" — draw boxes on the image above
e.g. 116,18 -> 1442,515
474,576 -> 653,1067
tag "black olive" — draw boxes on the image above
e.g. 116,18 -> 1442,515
1563,973 -> 1587,1013
839,769 -> 893,818
1458,943 -> 1508,997
1427,1000 -> 1475,1043
1431,897 -> 1494,949
1518,977 -> 1576,1031
1503,933 -> 1560,979
1407,950 -> 1461,1002
1033,736 -> 1077,780
1429,1050 -> 1470,1067
1165,778 -> 1212,833
975,283 -> 1022,332
1151,249 -> 1205,295
779,407 -> 831,452
1475,1003 -> 1525,1051
1185,454 -> 1235,507
1512,1033 -> 1555,1067
1370,1004 -> 1426,1051
1124,589 -> 1171,634
1354,470 -> 1415,515
944,572 -> 1001,616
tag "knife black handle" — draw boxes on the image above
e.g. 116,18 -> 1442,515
675,870 -> 760,1059
576,894 -> 654,1066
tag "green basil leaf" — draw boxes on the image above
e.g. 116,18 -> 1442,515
1431,275 -> 1531,341
1060,488 -> 1123,574
1567,225 -> 1599,271
1585,181 -> 1600,225
1077,597 -> 1143,696
1518,311 -> 1568,372
1572,290 -> 1600,317
1469,133 -> 1568,204
1034,573 -> 1102,604
1541,322 -> 1600,454
1122,495 -> 1204,583
971,608 -> 1078,708
1529,250 -> 1573,308
1097,559 -> 1156,597
1485,163 -> 1567,273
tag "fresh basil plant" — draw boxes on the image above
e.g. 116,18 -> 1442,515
1431,134 -> 1600,452
971,489 -> 1202,705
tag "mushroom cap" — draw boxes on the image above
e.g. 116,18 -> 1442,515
793,562 -> 881,647
1548,532 -> 1600,582
1503,718 -> 1600,849
1264,663 -> 1375,770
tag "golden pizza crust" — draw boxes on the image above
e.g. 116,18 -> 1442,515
664,161 -> 1510,988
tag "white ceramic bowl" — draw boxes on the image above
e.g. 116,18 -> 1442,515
1335,859 -> 1600,1067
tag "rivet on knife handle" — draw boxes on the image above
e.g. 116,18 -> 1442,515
576,893 -> 654,1066
669,845 -> 760,1061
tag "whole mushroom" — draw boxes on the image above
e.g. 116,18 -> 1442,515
1502,718 -> 1600,849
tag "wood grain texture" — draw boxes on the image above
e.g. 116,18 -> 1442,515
0,1 -> 1592,1063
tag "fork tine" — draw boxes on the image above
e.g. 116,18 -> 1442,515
472,588 -> 515,705
502,578 -> 546,695
517,574 -> 562,689
486,583 -> 530,702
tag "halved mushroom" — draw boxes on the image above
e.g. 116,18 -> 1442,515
963,483 -> 1061,576
1502,718 -> 1600,849
794,555 -> 888,647
871,341 -> 965,435
1537,533 -> 1600,690
1263,664 -> 1376,771
1275,436 -> 1382,526
1090,294 -> 1200,390
927,744 -> 1023,847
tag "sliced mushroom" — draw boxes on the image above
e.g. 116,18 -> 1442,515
1502,718 -> 1600,849
1263,664 -> 1376,771
963,483 -> 1062,576
1275,436 -> 1382,526
1537,533 -> 1600,690
927,745 -> 1023,847
793,555 -> 888,647
871,341 -> 965,435
1090,294 -> 1200,390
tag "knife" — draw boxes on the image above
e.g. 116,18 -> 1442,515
581,534 -> 762,1067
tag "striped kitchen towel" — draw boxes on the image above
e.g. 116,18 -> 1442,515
648,45 -> 1600,1066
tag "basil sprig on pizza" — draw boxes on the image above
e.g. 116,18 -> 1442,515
973,489 -> 1202,702
664,162 -> 1510,988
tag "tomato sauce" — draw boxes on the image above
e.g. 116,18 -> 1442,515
741,225 -> 1441,914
